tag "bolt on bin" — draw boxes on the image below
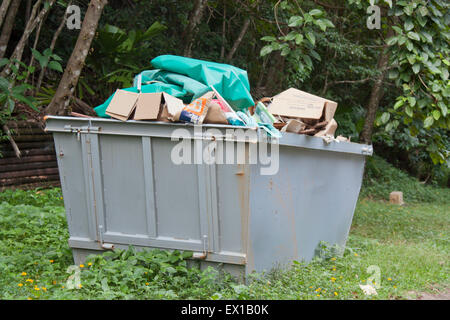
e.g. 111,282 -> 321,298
45,116 -> 372,281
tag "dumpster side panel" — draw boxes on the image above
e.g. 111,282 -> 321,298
216,163 -> 249,255
99,135 -> 148,235
98,135 -> 205,251
53,133 -> 92,239
248,145 -> 365,273
151,137 -> 202,241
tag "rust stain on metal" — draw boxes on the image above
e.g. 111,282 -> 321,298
271,175 -> 298,260
236,146 -> 253,273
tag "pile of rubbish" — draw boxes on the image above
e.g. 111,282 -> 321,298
90,55 -> 348,141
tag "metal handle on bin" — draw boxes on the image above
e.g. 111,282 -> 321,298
191,235 -> 208,259
98,225 -> 114,250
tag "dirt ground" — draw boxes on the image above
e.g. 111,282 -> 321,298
407,288 -> 450,300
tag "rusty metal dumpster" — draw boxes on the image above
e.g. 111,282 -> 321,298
45,116 -> 372,281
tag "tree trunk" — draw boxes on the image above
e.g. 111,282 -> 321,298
226,17 -> 250,61
255,56 -> 268,89
182,0 -> 208,57
2,124 -> 21,158
0,0 -> 12,28
45,0 -> 108,116
359,27 -> 394,144
264,52 -> 285,96
25,0 -> 31,22
0,0 -> 21,59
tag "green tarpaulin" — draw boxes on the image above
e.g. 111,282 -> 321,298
94,55 -> 254,118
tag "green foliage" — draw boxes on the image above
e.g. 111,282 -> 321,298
380,0 -> 449,164
260,1 -> 335,82
31,48 -> 63,73
0,186 -> 448,299
258,0 -> 448,169
0,187 -> 64,207
0,59 -> 37,115
58,247 -> 232,299
0,48 -> 60,118
88,22 -> 166,89
35,86 -> 56,107
372,121 -> 449,186
0,188 -> 233,300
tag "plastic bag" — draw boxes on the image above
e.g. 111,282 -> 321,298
174,95 -> 211,125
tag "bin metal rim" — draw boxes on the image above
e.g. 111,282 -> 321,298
68,237 -> 247,265
45,116 -> 373,156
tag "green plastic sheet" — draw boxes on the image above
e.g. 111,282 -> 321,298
151,55 -> 254,110
94,55 -> 254,118
133,69 -> 210,103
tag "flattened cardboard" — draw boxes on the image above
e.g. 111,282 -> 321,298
268,88 -> 337,121
134,93 -> 163,120
106,90 -> 184,121
105,89 -> 139,121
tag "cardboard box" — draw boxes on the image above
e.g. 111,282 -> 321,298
267,88 -> 337,121
280,119 -> 306,133
105,89 -> 184,121
314,119 -> 338,137
105,89 -> 138,121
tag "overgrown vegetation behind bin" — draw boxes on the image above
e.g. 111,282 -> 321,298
0,0 -> 448,186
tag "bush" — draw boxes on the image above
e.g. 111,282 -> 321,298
361,155 -> 450,203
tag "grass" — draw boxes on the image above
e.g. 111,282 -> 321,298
0,156 -> 448,300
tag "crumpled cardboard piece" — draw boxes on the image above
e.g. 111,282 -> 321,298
314,119 -> 338,137
158,93 -> 185,122
336,135 -> 350,142
280,119 -> 306,133
268,88 -> 337,121
204,101 -> 228,125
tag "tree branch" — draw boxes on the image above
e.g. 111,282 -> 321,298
0,0 -> 12,28
2,124 -> 21,158
226,17 -> 251,61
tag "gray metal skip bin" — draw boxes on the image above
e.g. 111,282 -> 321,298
45,116 -> 372,280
